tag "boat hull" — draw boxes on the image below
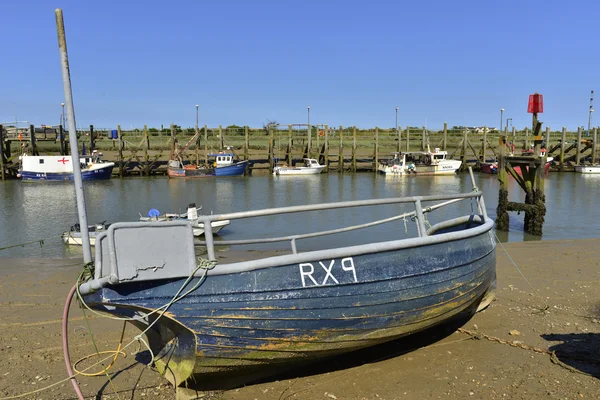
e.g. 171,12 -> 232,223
574,165 -> 600,174
85,229 -> 495,384
20,165 -> 114,181
480,163 -> 498,174
275,166 -> 325,175
215,161 -> 249,176
513,162 -> 551,175
168,166 -> 215,178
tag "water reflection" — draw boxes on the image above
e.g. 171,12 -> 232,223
0,171 -> 598,257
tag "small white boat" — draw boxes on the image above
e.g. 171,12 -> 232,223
273,158 -> 325,175
61,221 -> 110,246
140,203 -> 230,237
378,147 -> 461,175
574,165 -> 600,174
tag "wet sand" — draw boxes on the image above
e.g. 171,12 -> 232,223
1,239 -> 600,399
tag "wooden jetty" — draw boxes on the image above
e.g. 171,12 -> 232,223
1,122 -> 599,180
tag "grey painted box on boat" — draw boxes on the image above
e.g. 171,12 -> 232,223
104,221 -> 197,283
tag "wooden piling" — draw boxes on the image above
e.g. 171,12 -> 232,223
421,126 -> 426,151
524,127 -> 529,149
442,122 -> 447,151
29,125 -> 39,156
144,124 -> 149,176
287,124 -> 293,166
204,125 -> 208,164
219,125 -> 224,151
374,126 -> 379,171
268,124 -> 274,172
593,127 -> 598,164
118,124 -> 124,177
511,127 -> 516,148
406,127 -> 410,152
0,125 -> 5,181
559,127 -> 566,171
495,135 -> 509,231
461,127 -> 468,171
482,127 -> 488,163
244,126 -> 249,161
59,125 -> 66,155
339,125 -> 344,173
89,125 -> 95,152
397,125 -> 402,153
545,126 -> 550,149
352,126 -> 357,173
195,122 -> 199,167
324,125 -> 329,172
576,127 -> 582,165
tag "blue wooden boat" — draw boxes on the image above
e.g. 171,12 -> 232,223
78,189 -> 496,388
209,152 -> 249,176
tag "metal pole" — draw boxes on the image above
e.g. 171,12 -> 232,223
55,8 -> 92,264
307,105 -> 311,157
500,108 -> 504,132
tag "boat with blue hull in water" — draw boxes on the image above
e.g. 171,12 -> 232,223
19,150 -> 114,181
209,152 -> 249,176
77,185 -> 496,388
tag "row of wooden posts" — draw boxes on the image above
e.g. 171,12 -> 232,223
1,122 -> 598,180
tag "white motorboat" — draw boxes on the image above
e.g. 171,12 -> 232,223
273,158 -> 325,175
61,221 -> 111,246
575,165 -> 600,174
378,147 -> 461,175
140,203 -> 230,237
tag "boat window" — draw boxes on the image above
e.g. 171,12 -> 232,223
39,159 -> 44,164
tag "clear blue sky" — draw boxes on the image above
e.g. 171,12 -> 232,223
1,0 -> 597,131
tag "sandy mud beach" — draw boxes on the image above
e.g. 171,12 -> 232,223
1,239 -> 600,399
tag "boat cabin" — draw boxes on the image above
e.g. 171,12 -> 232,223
209,153 -> 237,168
302,158 -> 320,167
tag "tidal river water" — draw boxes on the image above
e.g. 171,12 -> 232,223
0,172 -> 599,258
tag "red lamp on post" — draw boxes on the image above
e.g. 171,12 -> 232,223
527,93 -> 544,114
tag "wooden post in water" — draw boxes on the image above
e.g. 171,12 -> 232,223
143,124 -> 149,176
29,125 -> 39,156
559,127 -> 566,171
495,135 -> 509,231
219,125 -> 224,151
374,126 -> 379,172
0,125 -> 5,181
287,125 -> 293,166
406,127 -> 410,152
524,127 -> 529,150
89,125 -> 95,152
443,122 -> 447,151
118,124 -> 124,177
397,125 -> 402,153
482,127 -> 488,163
511,127 -> 516,149
421,126 -> 426,151
204,124 -> 208,164
576,127 -> 582,165
461,127 -> 468,171
324,125 -> 329,172
59,124 -> 66,155
545,126 -> 550,149
339,125 -> 344,173
593,127 -> 598,164
268,124 -> 274,172
195,121 -> 199,167
352,126 -> 357,172
244,126 -> 249,161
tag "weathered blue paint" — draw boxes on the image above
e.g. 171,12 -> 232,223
84,228 -> 496,384
21,165 -> 113,181
215,160 -> 249,176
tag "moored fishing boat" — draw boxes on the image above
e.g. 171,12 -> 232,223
209,151 -> 250,176
19,150 -> 114,181
574,165 -> 600,174
480,162 -> 498,174
77,183 -> 496,388
378,147 -> 461,176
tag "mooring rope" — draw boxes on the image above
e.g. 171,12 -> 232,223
0,239 -> 44,251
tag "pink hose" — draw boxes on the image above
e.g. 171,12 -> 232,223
62,284 -> 85,400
